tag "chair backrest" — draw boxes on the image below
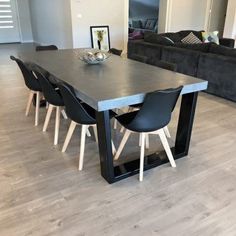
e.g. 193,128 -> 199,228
34,71 -> 63,106
131,54 -> 148,63
35,45 -> 58,52
10,56 -> 41,91
150,60 -> 177,72
109,48 -> 122,56
57,82 -> 96,124
128,87 -> 183,132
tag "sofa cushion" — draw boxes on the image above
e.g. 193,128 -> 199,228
144,33 -> 174,46
209,44 -> 236,58
178,30 -> 204,41
173,42 -> 211,52
132,20 -> 142,28
159,32 -> 182,43
202,31 -> 219,44
161,46 -> 200,76
145,19 -> 157,30
128,40 -> 162,64
129,31 -> 144,40
181,32 -> 202,44
197,53 -> 236,101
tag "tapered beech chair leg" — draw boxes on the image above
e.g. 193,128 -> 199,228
78,125 -> 88,171
111,141 -> 116,155
158,129 -> 176,168
114,129 -> 131,160
61,109 -> 68,120
164,126 -> 171,138
43,104 -> 54,132
35,91 -> 40,126
54,106 -> 61,145
120,126 -> 125,133
139,133 -> 146,182
62,121 -> 77,153
25,91 -> 34,116
114,109 -> 119,129
93,125 -> 98,143
145,134 -> 150,149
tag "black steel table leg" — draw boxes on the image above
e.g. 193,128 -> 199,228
97,92 -> 199,184
96,110 -> 115,183
174,92 -> 198,158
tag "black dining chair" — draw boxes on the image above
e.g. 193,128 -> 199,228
109,48 -> 122,56
35,45 -> 58,52
34,71 -> 65,145
114,86 -> 183,181
10,56 -> 42,126
57,82 -> 116,171
130,54 -> 148,63
120,60 -> 178,141
149,60 -> 177,72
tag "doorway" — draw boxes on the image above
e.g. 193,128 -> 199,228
0,0 -> 20,43
129,0 -> 160,33
207,0 -> 228,37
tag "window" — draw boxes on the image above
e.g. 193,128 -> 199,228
0,0 -> 14,29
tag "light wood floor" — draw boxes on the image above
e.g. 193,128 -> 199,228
1,44 -> 236,236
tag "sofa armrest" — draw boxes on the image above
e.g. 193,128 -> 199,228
219,38 -> 235,48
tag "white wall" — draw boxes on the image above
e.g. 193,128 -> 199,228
29,0 -> 73,49
17,0 -> 33,42
166,0 -> 209,32
224,0 -> 236,41
158,0 -> 211,33
70,0 -> 125,50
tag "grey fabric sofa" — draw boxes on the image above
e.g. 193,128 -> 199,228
128,30 -> 236,102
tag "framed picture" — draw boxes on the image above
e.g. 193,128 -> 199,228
90,26 -> 110,51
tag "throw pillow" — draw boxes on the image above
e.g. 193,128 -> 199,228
181,32 -> 202,44
202,31 -> 219,44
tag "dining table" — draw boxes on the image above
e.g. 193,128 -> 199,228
19,49 -> 208,184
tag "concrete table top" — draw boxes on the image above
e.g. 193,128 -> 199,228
19,49 -> 208,111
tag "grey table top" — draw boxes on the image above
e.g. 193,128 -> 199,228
19,49 -> 208,111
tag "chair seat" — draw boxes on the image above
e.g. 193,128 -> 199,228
130,103 -> 142,108
116,111 -> 138,128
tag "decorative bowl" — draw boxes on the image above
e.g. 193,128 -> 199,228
79,50 -> 111,65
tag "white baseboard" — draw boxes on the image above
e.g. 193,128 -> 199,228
21,40 -> 34,43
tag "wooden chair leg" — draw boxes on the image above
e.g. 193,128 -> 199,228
35,91 -> 40,126
114,129 -> 131,160
78,125 -> 88,171
25,90 -> 34,116
111,140 -> 116,155
139,133 -> 142,146
139,133 -> 146,182
145,134 -> 150,149
54,106 -> 61,145
92,125 -> 98,143
113,109 -> 118,129
86,128 -> 91,137
164,126 -> 171,138
62,121 -> 77,153
158,129 -> 176,168
120,126 -> 125,133
43,104 -> 54,132
61,109 -> 68,120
